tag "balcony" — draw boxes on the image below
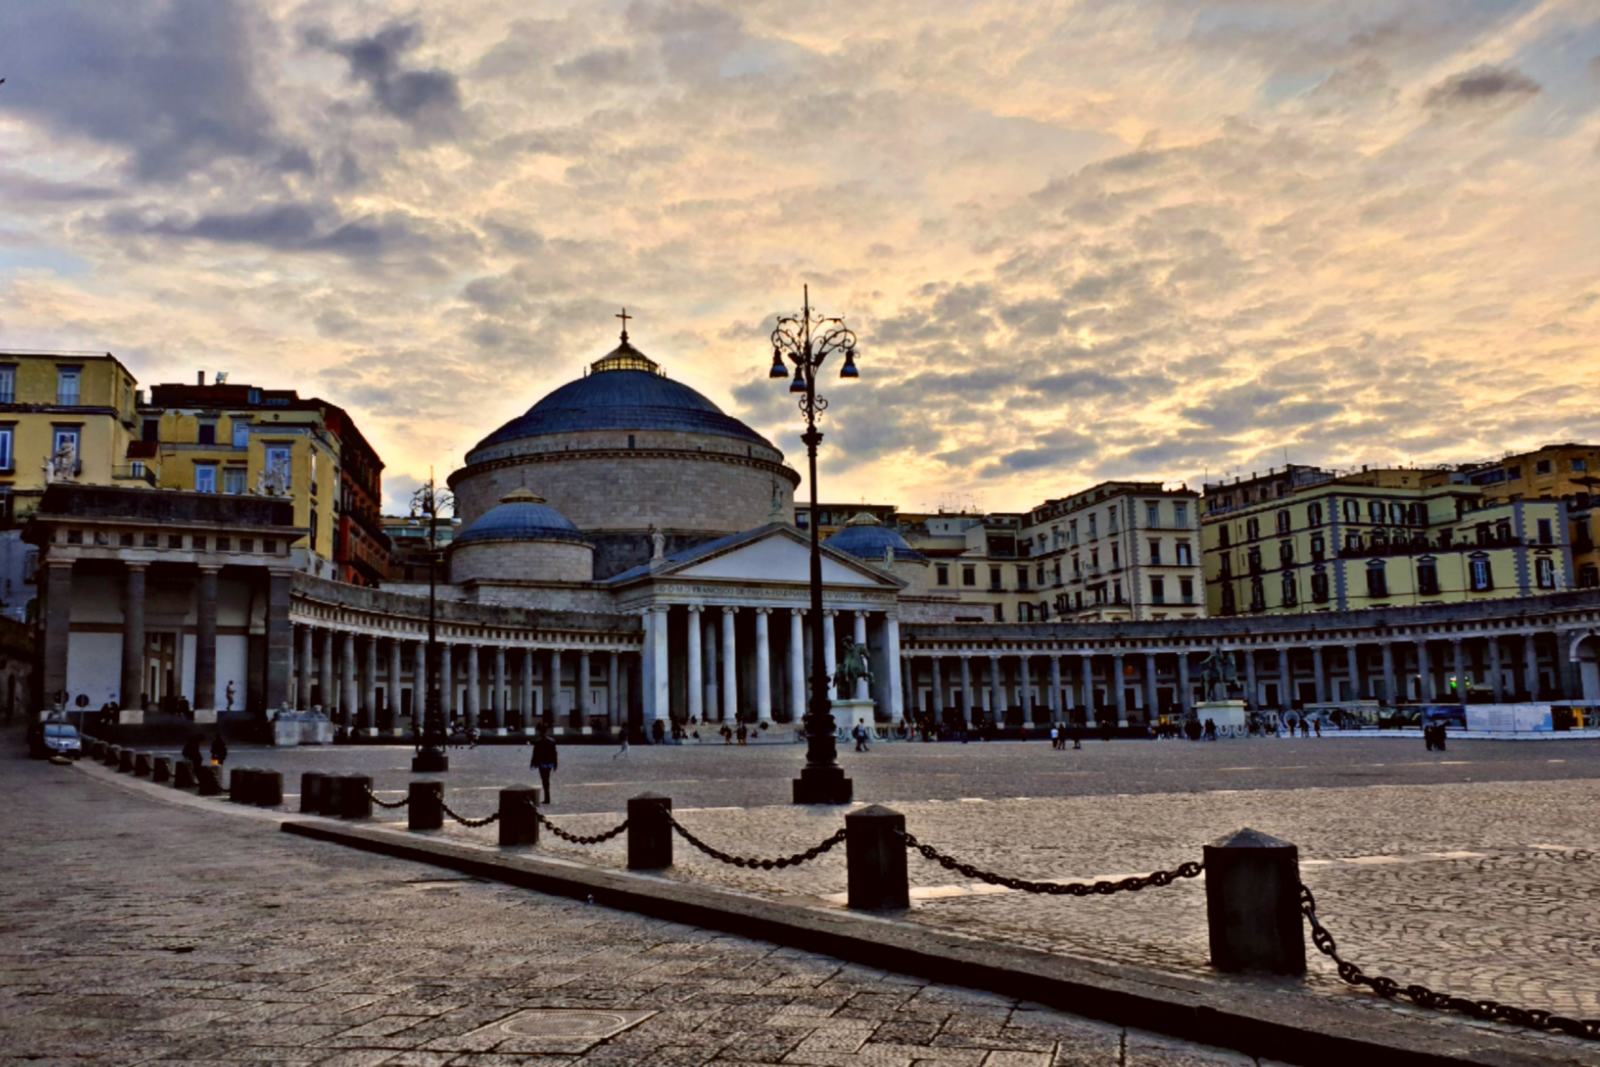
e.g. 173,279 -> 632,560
113,464 -> 157,487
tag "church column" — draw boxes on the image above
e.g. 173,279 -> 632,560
362,635 -> 379,732
340,632 -> 357,730
120,563 -> 147,711
884,615 -> 904,721
298,624 -> 314,711
1177,651 -> 1192,716
930,656 -> 944,719
607,651 -> 620,727
720,606 -> 739,722
1112,652 -> 1127,725
1381,642 -> 1397,704
823,611 -> 839,701
685,605 -> 703,723
1345,643 -> 1361,702
1415,639 -> 1432,702
492,645 -> 507,733
1451,638 -> 1466,702
264,570 -> 293,714
1080,654 -> 1095,720
1311,645 -> 1328,705
650,607 -> 670,727
1020,654 -> 1035,723
1242,649 -> 1257,709
852,611 -> 870,701
194,565 -> 219,713
755,608 -> 773,725
1049,655 -> 1062,720
1142,652 -> 1158,720
577,651 -> 591,728
958,654 -> 974,722
788,609 -> 805,720
1488,635 -> 1505,701
463,644 -> 480,730
439,643 -> 454,724
702,611 -> 719,720
547,648 -> 563,727
317,629 -> 334,714
988,654 -> 1005,721
1277,647 -> 1292,708
1522,632 -> 1540,699
412,640 -> 427,725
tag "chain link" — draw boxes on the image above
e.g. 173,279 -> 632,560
898,830 -> 1203,895
439,799 -> 500,828
1300,883 -> 1599,1041
667,813 -> 846,870
364,786 -> 410,810
523,799 -> 629,845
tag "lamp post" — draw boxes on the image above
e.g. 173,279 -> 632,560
770,285 -> 859,805
410,474 -> 453,773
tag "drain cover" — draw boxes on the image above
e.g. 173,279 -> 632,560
472,1008 -> 656,1050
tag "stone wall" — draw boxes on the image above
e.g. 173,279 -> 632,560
450,539 -> 595,584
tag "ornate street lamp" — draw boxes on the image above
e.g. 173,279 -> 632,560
770,285 -> 858,804
410,473 -> 453,773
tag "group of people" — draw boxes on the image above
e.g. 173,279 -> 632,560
180,731 -> 228,771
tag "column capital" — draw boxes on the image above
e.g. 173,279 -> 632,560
124,561 -> 149,572
790,607 -> 806,617
685,603 -> 703,615
196,563 -> 223,575
721,604 -> 739,616
754,606 -> 771,615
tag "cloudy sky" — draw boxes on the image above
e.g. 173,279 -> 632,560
3,1 -> 1598,515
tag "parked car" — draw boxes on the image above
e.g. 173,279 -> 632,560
30,722 -> 83,760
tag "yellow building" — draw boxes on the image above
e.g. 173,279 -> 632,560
0,351 -> 145,524
1202,466 -> 1573,617
142,377 -> 343,571
1425,443 -> 1600,590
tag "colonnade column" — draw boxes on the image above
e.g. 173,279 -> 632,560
1048,655 -> 1062,719
1177,652 -> 1192,716
788,610 -> 805,720
1451,638 -> 1466,702
852,612 -> 870,701
1381,642 -> 1396,704
755,608 -> 773,724
577,651 -> 591,728
413,641 -> 427,724
194,565 -> 219,713
607,652 -> 620,726
930,656 -> 944,718
518,648 -> 533,731
1488,636 -> 1505,701
1415,640 -> 1432,702
1112,652 -> 1127,725
492,646 -> 507,733
464,644 -> 480,730
650,607 -> 670,727
1080,654 -> 1094,719
1242,649 -> 1257,709
361,636 -> 378,731
1345,644 -> 1360,702
548,648 -> 563,727
1522,633 -> 1540,699
120,563 -> 147,711
298,624 -> 314,711
988,654 -> 1005,722
340,632 -> 357,730
885,616 -> 903,721
1019,655 -> 1034,723
386,637 -> 402,731
686,605 -> 704,723
439,643 -> 454,723
823,611 -> 839,701
959,655 -> 973,722
1142,653 -> 1158,718
1276,648 -> 1291,708
41,562 -> 72,709
702,612 -> 719,720
1310,646 -> 1327,705
721,607 -> 739,722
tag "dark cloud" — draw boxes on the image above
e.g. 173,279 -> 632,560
1425,65 -> 1540,110
306,21 -> 463,135
103,202 -> 441,258
556,47 -> 650,84
1025,368 -> 1169,399
0,0 -> 292,181
0,168 -> 119,204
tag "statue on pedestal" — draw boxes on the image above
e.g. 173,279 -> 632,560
833,641 -> 874,695
1197,647 -> 1239,702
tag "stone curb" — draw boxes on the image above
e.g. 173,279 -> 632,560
279,819 -> 1580,1067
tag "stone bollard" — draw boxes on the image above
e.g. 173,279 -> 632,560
133,752 -> 152,777
320,774 -> 346,816
196,764 -> 222,796
845,805 -> 910,911
300,772 -> 329,814
89,740 -> 104,760
117,748 -> 135,773
229,768 -> 256,803
498,787 -> 541,847
1204,828 -> 1306,975
173,760 -> 196,789
408,781 -> 443,831
102,745 -> 118,767
254,770 -> 283,808
339,775 -> 373,819
152,756 -> 172,784
626,793 -> 673,870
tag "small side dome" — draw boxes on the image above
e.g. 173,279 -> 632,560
454,491 -> 586,546
824,516 -> 924,562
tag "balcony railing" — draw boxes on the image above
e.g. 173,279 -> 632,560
113,464 -> 157,487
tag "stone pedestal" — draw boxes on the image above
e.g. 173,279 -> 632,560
272,718 -> 301,747
833,698 -> 876,731
1196,699 -> 1246,730
191,707 -> 217,724
117,708 -> 145,725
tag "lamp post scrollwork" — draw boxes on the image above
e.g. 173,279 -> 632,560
410,474 -> 454,773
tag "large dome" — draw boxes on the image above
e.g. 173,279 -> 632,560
470,339 -> 773,455
825,513 -> 924,562
454,489 -> 586,546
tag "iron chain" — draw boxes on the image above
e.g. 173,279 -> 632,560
667,813 -> 846,870
1300,884 -> 1600,1041
898,830 -> 1203,896
439,799 -> 500,829
364,786 -> 410,810
523,800 -> 629,846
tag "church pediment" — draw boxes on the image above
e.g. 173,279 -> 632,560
608,523 -> 901,589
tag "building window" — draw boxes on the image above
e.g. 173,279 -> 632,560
1221,584 -> 1236,615
962,565 -> 975,587
1017,566 -> 1029,591
1536,557 -> 1556,589
1245,517 -> 1260,540
1343,499 -> 1358,523
988,566 -> 1002,591
1537,518 -> 1553,545
1150,576 -> 1165,604
195,463 -> 218,493
1146,502 -> 1161,527
1310,533 -> 1325,561
1219,553 -> 1232,577
1345,531 -> 1361,552
1311,568 -> 1330,603
1276,509 -> 1290,534
1247,547 -> 1262,574
1366,560 -> 1388,598
1218,526 -> 1230,549
1249,578 -> 1265,612
51,428 -> 80,470
1088,514 -> 1097,538
141,418 -> 158,442
1368,500 -> 1384,523
1173,501 -> 1187,527
308,509 -> 318,546
0,365 -> 13,404
1180,575 -> 1194,604
0,427 -> 11,471
1148,538 -> 1161,565
1574,458 -> 1589,473
1307,502 -> 1322,527
1280,571 -> 1297,607
56,367 -> 81,405
1495,519 -> 1512,542
232,420 -> 250,448
1279,540 -> 1294,567
1417,557 -> 1440,596
1111,543 -> 1121,569
1175,540 -> 1192,566
265,444 -> 292,489
223,467 -> 246,495
197,421 -> 216,446
1470,555 -> 1493,591
1535,459 -> 1552,475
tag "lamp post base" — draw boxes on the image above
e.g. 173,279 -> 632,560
792,765 -> 852,805
411,749 -> 449,773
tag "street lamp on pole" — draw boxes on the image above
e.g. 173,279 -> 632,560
410,473 -> 454,773
770,285 -> 858,805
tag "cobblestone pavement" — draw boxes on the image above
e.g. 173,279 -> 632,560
2,744 -> 1280,1066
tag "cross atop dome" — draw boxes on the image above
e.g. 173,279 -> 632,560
615,306 -> 631,342
590,308 -> 663,375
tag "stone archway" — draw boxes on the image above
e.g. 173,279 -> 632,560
1568,631 -> 1600,703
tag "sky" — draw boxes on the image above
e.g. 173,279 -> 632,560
2,0 -> 1598,517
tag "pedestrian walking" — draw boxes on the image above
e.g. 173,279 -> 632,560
613,730 -> 629,759
852,722 -> 870,752
209,731 -> 228,767
736,722 -> 748,746
181,733 -> 203,771
530,727 -> 558,803
1049,724 -> 1060,750
1313,718 -> 1322,738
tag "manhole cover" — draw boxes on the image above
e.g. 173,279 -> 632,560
471,1008 -> 655,1048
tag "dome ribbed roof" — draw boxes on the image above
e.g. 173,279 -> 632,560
824,516 -> 923,562
454,491 -> 588,546
470,336 -> 772,454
